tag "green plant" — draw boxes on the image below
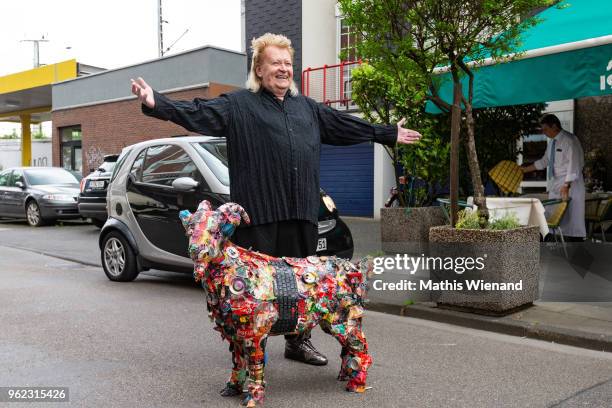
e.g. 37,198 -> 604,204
434,103 -> 545,195
455,209 -> 480,230
489,213 -> 521,230
339,0 -> 552,224
456,210 -> 521,230
351,63 -> 449,207
398,130 -> 450,206
1,129 -> 19,139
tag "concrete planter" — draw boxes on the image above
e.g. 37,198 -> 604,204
428,225 -> 540,315
381,206 -> 447,254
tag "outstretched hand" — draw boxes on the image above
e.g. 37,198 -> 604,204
130,77 -> 155,109
396,118 -> 422,145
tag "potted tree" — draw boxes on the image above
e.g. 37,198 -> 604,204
350,64 -> 450,255
340,0 -> 553,314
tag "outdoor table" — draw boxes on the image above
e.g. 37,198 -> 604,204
466,197 -> 549,237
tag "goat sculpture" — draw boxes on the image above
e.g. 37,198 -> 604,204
180,200 -> 372,407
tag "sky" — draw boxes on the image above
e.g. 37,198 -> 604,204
0,0 -> 242,135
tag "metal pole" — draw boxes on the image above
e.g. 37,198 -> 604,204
240,0 -> 246,53
323,65 -> 327,104
21,38 -> 48,68
33,41 -> 39,67
339,61 -> 344,105
157,0 -> 164,57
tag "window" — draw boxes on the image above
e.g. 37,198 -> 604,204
141,144 -> 201,187
337,17 -> 361,106
59,125 -> 82,174
0,171 -> 11,187
518,102 -> 574,192
111,148 -> 133,183
8,169 -> 24,187
24,168 -> 79,185
129,149 -> 147,182
192,141 -> 229,186
339,18 -> 359,62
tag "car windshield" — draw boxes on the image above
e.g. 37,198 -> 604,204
192,141 -> 229,186
98,161 -> 116,173
25,168 -> 79,186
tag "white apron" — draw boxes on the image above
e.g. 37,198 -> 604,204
548,174 -> 586,237
535,130 -> 586,238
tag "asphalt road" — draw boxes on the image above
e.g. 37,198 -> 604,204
1,228 -> 612,407
0,217 -> 381,268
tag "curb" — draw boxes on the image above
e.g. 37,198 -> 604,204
366,302 -> 612,353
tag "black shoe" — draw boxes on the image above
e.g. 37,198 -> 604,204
284,338 -> 328,366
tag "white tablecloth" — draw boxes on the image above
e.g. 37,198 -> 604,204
467,197 -> 549,237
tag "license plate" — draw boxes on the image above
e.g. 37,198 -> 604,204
89,180 -> 105,189
316,238 -> 327,252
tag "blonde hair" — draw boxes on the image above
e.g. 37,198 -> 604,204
245,33 -> 299,96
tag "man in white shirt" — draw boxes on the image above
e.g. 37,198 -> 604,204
522,114 -> 586,241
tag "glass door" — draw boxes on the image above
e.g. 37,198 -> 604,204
60,126 -> 82,174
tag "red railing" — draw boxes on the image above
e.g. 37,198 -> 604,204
301,60 -> 361,108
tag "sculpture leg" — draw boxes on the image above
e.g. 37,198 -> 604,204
220,341 -> 247,397
242,336 -> 267,407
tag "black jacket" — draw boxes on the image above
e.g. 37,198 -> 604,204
143,88 -> 397,225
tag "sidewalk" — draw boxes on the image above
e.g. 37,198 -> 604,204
343,216 -> 612,353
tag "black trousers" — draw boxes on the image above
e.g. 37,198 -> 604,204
233,220 -> 317,342
232,220 -> 318,258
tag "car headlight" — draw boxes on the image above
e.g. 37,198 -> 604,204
322,195 -> 336,212
42,194 -> 75,202
318,219 -> 336,235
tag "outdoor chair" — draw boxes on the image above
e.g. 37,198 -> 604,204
542,198 -> 571,258
585,196 -> 612,243
488,160 -> 523,196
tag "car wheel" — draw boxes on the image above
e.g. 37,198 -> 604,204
26,200 -> 46,227
92,218 -> 106,228
101,231 -> 139,282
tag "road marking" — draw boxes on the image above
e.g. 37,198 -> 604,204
0,228 -> 12,232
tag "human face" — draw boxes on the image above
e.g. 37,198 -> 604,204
255,45 -> 293,98
541,123 -> 560,139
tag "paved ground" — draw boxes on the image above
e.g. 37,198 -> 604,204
2,218 -> 612,353
2,245 -> 612,407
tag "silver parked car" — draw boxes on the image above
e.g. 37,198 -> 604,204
0,167 -> 81,227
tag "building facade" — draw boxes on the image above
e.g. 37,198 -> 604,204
51,47 -> 245,173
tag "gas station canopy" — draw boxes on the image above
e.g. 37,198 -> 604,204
0,59 -> 79,123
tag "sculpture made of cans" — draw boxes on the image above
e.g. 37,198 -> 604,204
179,200 -> 373,407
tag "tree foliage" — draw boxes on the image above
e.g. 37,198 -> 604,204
339,0 -> 553,225
351,63 -> 448,206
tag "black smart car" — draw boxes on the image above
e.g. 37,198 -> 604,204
99,136 -> 354,281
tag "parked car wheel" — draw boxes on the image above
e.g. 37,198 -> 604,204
101,231 -> 139,282
26,200 -> 47,227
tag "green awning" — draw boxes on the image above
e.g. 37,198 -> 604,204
426,0 -> 612,113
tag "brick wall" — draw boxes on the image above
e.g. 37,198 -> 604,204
575,95 -> 612,190
51,82 -> 236,174
245,0 -> 302,90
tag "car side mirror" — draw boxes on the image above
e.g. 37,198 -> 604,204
15,181 -> 25,189
172,177 -> 199,192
